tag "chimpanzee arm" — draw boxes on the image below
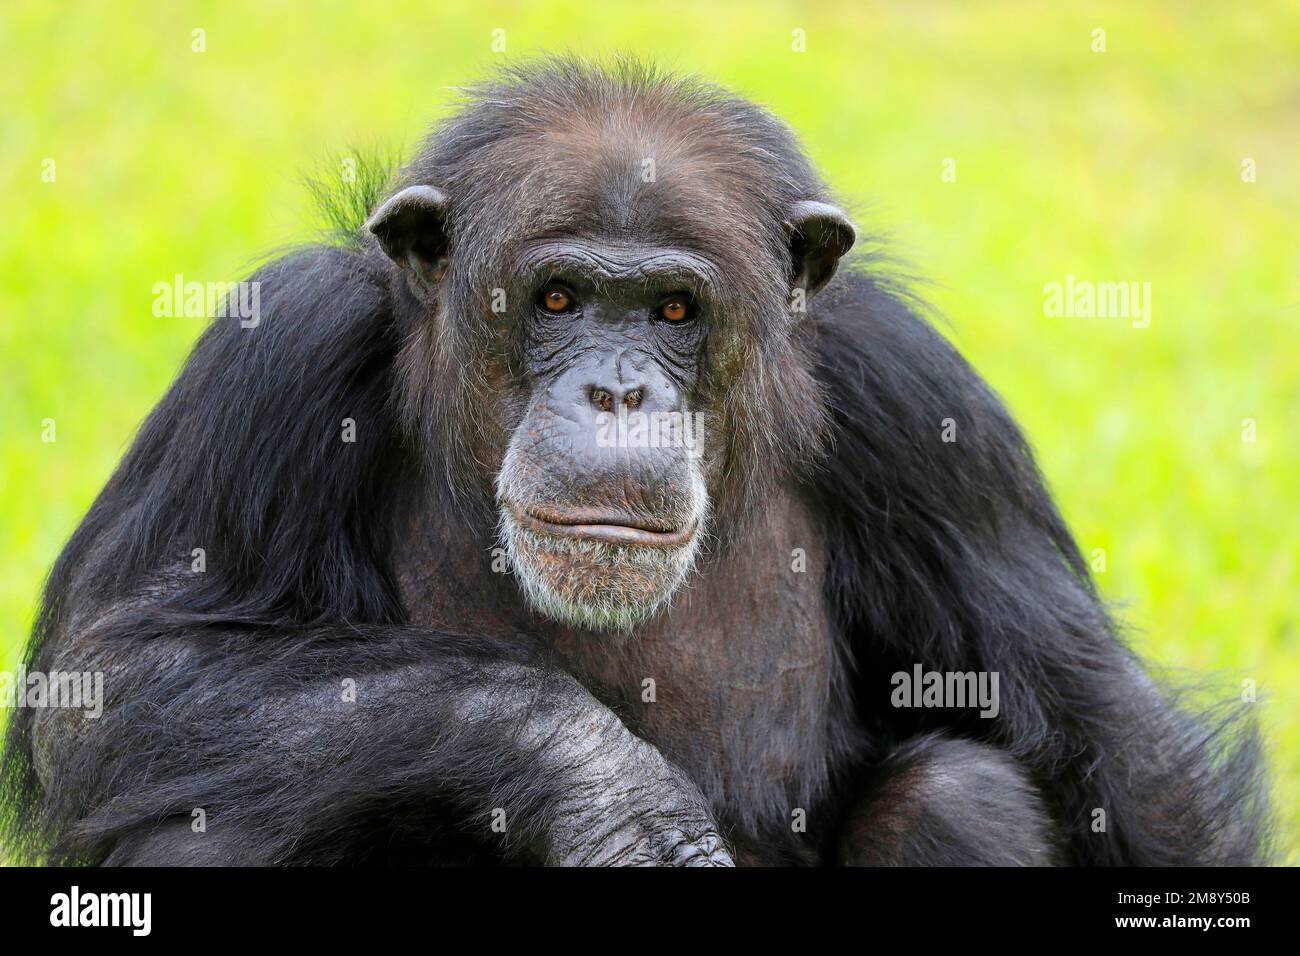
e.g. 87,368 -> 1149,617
836,734 -> 1059,866
29,618 -> 731,866
813,275 -> 1268,866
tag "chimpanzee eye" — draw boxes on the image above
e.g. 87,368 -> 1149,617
537,284 -> 576,314
657,294 -> 693,322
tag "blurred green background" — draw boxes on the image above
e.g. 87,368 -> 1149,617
1,1 -> 1296,861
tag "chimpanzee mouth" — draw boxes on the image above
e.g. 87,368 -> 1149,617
496,494 -> 707,632
494,462 -> 709,630
514,505 -> 697,549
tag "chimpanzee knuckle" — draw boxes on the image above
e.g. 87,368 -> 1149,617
672,832 -> 735,867
547,758 -> 727,867
578,817 -> 732,868
633,787 -> 732,866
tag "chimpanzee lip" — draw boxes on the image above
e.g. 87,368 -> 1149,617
515,504 -> 695,549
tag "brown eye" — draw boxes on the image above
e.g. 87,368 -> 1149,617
658,295 -> 692,322
539,285 -> 573,313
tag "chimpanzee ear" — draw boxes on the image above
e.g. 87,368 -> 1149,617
785,200 -> 856,296
366,185 -> 451,286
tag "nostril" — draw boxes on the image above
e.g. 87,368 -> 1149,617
587,385 -> 647,411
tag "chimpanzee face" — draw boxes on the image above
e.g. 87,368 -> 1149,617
367,141 -> 852,632
490,239 -> 718,630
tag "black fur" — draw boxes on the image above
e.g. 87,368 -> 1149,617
809,273 -> 1269,864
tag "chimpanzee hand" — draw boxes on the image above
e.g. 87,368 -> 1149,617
542,727 -> 733,867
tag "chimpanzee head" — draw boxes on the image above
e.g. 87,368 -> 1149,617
367,59 -> 854,631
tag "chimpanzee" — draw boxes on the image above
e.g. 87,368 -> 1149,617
0,57 -> 1268,866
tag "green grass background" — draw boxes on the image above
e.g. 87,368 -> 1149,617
1,1 -> 1296,861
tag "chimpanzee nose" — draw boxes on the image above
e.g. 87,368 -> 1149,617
587,384 -> 646,413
